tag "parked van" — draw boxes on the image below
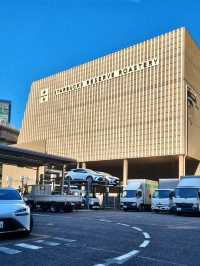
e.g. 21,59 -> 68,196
173,176 -> 200,214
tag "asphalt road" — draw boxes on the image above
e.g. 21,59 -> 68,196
0,210 -> 200,266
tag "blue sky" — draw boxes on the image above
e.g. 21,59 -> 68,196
0,0 -> 200,129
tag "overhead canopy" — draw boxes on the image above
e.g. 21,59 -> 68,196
0,144 -> 76,168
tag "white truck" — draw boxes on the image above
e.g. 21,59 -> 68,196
173,176 -> 200,214
121,179 -> 158,211
25,185 -> 82,212
151,179 -> 179,212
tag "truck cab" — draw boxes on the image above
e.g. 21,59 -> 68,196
151,189 -> 174,212
120,179 -> 158,211
121,188 -> 143,211
173,176 -> 200,214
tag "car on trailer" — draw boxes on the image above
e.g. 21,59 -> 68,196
65,168 -> 106,183
95,171 -> 120,186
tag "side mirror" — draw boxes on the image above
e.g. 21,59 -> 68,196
137,191 -> 142,198
198,192 -> 200,198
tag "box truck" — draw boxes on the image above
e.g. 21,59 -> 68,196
173,176 -> 200,214
121,179 -> 158,211
151,179 -> 179,212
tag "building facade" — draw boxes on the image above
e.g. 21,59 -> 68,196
0,123 -> 19,187
5,27 -> 200,186
0,100 -> 11,125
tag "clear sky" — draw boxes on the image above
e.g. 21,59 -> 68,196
0,0 -> 200,129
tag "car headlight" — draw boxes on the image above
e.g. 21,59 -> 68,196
15,207 -> 29,216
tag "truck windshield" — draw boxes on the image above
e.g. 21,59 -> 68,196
175,188 -> 199,198
122,190 -> 137,198
153,190 -> 170,199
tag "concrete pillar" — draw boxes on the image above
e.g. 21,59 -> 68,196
195,161 -> 200,175
77,162 -> 80,168
123,159 -> 128,186
178,155 -> 185,178
82,162 -> 86,169
36,166 -> 39,185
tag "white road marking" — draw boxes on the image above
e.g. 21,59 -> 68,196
34,240 -> 60,246
99,219 -> 112,223
0,247 -> 22,255
143,232 -> 151,239
139,240 -> 150,248
114,249 -> 139,262
132,226 -> 142,232
32,214 -> 51,217
15,243 -> 42,250
53,237 -> 76,242
117,223 -> 130,227
95,220 -> 151,266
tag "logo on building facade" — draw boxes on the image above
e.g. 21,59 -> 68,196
40,88 -> 48,103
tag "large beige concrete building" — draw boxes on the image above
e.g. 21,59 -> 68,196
3,27 -> 200,186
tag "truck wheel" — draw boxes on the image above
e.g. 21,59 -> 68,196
138,205 -> 143,212
50,204 -> 59,213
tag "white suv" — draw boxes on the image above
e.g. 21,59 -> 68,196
65,168 -> 105,183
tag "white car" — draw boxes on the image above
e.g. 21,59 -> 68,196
65,168 -> 106,183
0,188 -> 33,235
96,171 -> 120,186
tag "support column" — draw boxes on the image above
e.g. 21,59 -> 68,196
61,164 -> 66,195
123,159 -> 128,186
77,162 -> 80,168
36,166 -> 39,185
195,161 -> 200,175
82,162 -> 86,169
179,155 -> 185,178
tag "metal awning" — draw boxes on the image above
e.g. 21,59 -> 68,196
0,144 -> 76,167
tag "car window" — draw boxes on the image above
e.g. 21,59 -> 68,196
0,189 -> 22,200
73,169 -> 86,173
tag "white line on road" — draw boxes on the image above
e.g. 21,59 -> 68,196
143,232 -> 151,239
99,219 -> 112,223
114,249 -> 139,262
132,226 -> 142,232
34,240 -> 60,246
15,243 -> 42,250
0,247 -> 22,255
53,237 -> 76,242
32,214 -> 51,217
139,240 -> 150,248
117,223 -> 130,227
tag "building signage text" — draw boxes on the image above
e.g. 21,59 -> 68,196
53,58 -> 159,97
